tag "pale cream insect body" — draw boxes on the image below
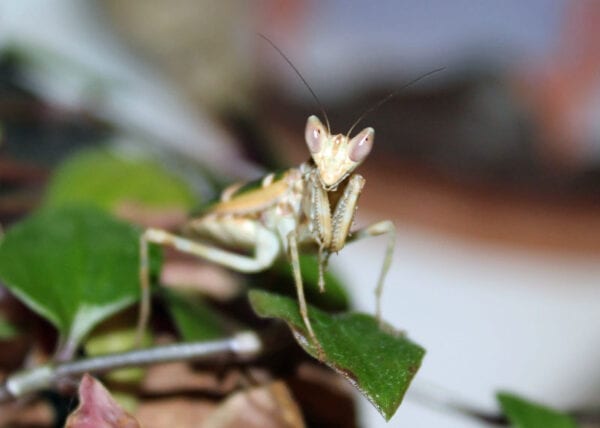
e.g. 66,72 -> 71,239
139,115 -> 395,352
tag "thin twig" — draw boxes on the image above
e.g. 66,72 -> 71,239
0,331 -> 261,403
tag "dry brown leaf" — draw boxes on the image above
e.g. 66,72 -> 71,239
0,399 -> 53,427
135,397 -> 216,428
203,381 -> 305,428
140,362 -> 241,396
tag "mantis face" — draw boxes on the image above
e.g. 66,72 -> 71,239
304,115 -> 374,190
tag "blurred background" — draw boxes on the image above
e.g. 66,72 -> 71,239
0,0 -> 599,427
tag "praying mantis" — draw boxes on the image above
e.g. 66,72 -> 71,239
138,114 -> 395,353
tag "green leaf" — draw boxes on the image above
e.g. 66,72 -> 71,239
251,254 -> 350,311
248,290 -> 424,421
0,206 -> 160,352
497,392 -> 579,428
45,148 -> 197,210
163,289 -> 231,342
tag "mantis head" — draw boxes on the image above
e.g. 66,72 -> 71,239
304,115 -> 374,190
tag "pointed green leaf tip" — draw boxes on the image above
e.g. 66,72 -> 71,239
248,290 -> 425,421
0,206 -> 160,350
497,392 -> 579,428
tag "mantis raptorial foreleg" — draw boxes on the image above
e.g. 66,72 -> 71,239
330,175 -> 365,251
347,220 -> 396,323
137,225 -> 280,342
308,173 -> 368,297
305,169 -> 332,293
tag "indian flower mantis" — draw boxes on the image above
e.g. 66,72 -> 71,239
138,114 -> 395,354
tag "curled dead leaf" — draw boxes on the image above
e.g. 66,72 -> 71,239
65,374 -> 140,428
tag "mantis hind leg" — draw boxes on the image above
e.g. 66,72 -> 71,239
137,225 -> 280,344
348,220 -> 396,325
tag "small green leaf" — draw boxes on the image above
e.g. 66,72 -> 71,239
497,392 -> 579,428
248,290 -> 424,421
163,289 -> 231,342
45,148 -> 197,210
0,206 -> 160,351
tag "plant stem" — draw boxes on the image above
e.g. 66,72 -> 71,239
0,331 -> 261,403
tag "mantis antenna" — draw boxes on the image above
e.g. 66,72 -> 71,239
258,33 -> 331,133
346,67 -> 446,137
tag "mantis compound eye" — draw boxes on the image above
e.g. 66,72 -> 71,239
349,127 -> 374,163
305,115 -> 325,154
